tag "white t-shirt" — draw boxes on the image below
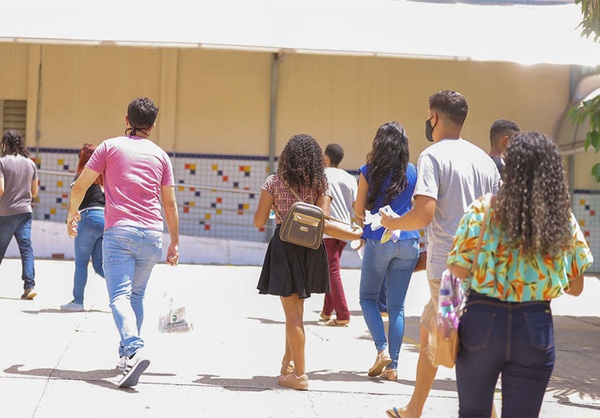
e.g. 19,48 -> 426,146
415,138 -> 500,279
324,167 -> 357,239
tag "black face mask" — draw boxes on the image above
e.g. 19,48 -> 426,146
425,116 -> 437,143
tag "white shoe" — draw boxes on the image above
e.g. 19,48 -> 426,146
60,301 -> 85,312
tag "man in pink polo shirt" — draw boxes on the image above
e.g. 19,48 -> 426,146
67,97 -> 179,389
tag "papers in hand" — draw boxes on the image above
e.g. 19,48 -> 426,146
365,205 -> 402,243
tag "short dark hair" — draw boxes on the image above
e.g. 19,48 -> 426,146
127,97 -> 159,129
429,90 -> 468,126
490,119 -> 521,146
325,143 -> 344,166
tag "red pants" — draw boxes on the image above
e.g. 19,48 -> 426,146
322,238 -> 350,321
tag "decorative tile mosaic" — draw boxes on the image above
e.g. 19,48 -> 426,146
28,148 -> 600,272
33,148 -> 274,243
573,190 -> 599,273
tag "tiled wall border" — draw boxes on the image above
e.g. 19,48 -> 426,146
27,148 -> 599,272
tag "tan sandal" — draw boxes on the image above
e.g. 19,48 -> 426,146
319,312 -> 331,321
277,373 -> 309,390
380,367 -> 398,381
325,318 -> 350,327
368,351 -> 392,377
280,360 -> 295,375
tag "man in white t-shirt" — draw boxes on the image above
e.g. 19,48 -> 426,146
319,143 -> 357,326
380,90 -> 500,418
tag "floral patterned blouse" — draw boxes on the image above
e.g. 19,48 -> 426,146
447,194 -> 594,302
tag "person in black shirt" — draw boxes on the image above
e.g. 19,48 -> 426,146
61,143 -> 105,312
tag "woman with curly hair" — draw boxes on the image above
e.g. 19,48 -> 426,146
61,143 -> 105,312
447,131 -> 593,417
354,121 -> 420,381
0,129 -> 38,299
254,134 -> 362,391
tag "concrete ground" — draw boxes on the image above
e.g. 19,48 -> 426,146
0,258 -> 598,418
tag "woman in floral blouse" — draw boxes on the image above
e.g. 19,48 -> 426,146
447,131 -> 593,418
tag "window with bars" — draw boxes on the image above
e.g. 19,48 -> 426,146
0,100 -> 27,139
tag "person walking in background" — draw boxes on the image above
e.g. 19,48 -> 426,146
447,131 -> 593,417
319,143 -> 358,327
61,143 -> 105,312
0,129 -> 38,300
381,90 -> 500,418
354,121 -> 420,382
67,97 -> 180,389
254,134 -> 362,391
488,118 -> 520,180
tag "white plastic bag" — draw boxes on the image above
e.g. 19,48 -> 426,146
158,291 -> 193,333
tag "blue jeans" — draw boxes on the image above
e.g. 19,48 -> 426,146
456,292 -> 555,418
103,226 -> 162,358
378,280 -> 387,313
359,238 -> 418,369
0,212 -> 35,289
72,209 -> 105,304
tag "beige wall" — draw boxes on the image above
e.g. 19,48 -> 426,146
0,43 -> 595,189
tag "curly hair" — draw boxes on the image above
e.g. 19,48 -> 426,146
494,131 -> 572,258
277,134 -> 327,201
77,143 -> 102,186
1,129 -> 29,157
365,121 -> 409,210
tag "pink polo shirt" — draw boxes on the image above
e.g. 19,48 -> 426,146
86,136 -> 175,231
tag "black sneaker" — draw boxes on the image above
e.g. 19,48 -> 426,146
118,351 -> 150,388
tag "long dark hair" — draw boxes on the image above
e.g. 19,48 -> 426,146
277,134 -> 328,201
1,129 -> 29,157
365,121 -> 409,210
495,131 -> 572,257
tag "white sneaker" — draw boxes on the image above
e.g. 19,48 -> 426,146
60,301 -> 85,312
117,356 -> 128,372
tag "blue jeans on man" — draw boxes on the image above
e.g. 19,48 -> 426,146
359,238 -> 418,369
456,292 -> 555,418
72,209 -> 105,304
0,212 -> 35,290
103,226 -> 162,358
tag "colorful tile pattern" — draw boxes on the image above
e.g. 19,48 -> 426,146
573,190 -> 598,273
33,148 -> 274,243
27,148 -> 600,272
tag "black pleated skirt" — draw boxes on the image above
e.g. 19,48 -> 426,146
257,226 -> 330,299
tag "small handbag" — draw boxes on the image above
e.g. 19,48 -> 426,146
279,201 -> 325,250
427,201 -> 489,368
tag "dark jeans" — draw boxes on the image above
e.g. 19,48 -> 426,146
0,212 -> 35,289
456,292 -> 555,418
